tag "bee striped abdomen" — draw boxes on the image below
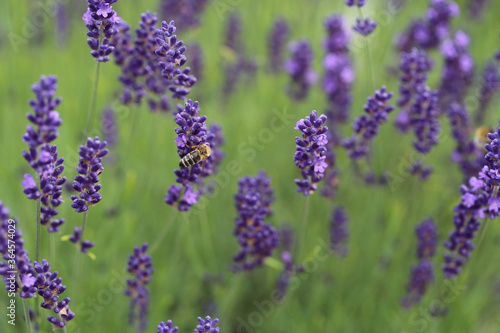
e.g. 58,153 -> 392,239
179,150 -> 201,168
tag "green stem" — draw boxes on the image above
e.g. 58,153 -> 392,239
21,298 -> 32,333
75,211 -> 88,277
49,232 -> 55,265
201,209 -> 218,271
85,61 -> 101,135
81,211 -> 89,241
296,196 -> 311,259
150,210 -> 178,254
357,7 -> 376,90
35,176 -> 41,264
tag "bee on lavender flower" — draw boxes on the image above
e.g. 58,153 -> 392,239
179,144 -> 211,168
474,126 -> 493,151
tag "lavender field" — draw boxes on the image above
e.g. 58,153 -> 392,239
1,0 -> 500,332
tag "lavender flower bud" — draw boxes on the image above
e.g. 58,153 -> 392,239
330,206 -> 349,257
352,17 -> 377,36
194,316 -> 220,333
70,137 -> 108,213
233,171 -> 279,271
294,110 -> 328,196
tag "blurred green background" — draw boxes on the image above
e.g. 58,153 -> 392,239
1,0 -> 500,332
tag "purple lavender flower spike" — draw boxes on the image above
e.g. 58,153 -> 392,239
125,243 -> 153,332
321,15 -> 352,198
233,171 -> 279,271
345,0 -> 366,6
438,30 -> 475,108
353,17 -> 377,36
442,126 -> 500,278
402,219 -> 437,308
447,103 -> 480,180
157,320 -> 179,333
0,206 -> 38,299
102,107 -> 118,148
69,227 -> 95,253
268,18 -> 290,73
22,76 -> 67,232
330,206 -> 349,257
155,19 -> 197,100
33,259 -> 75,327
187,42 -> 204,82
83,0 -> 121,62
401,259 -> 434,308
395,48 -> 433,133
194,316 -> 220,333
410,87 -> 440,155
396,0 -> 459,52
475,62 -> 500,125
343,86 -> 394,160
294,110 -> 328,196
284,39 -> 317,100
416,219 -> 438,259
70,136 -> 108,213
159,0 -> 209,31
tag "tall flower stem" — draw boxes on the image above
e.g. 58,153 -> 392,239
296,196 -> 311,259
75,211 -> 88,277
358,7 -> 376,90
21,298 -> 32,333
49,233 -> 55,265
85,62 -> 101,135
35,176 -> 41,264
150,210 -> 178,254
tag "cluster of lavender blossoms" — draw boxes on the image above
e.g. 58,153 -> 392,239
321,15 -> 353,198
345,0 -> 366,6
222,13 -> 258,98
165,100 -> 224,211
125,243 -> 154,332
475,61 -> 500,124
233,171 -> 279,271
447,103 -> 486,180
396,0 -> 459,52
402,219 -> 437,308
83,0 -> 121,62
157,316 -> 219,333
268,18 -> 290,73
353,17 -> 377,36
443,126 -> 500,278
34,259 -> 75,329
21,75 -> 67,233
70,137 -> 108,213
284,39 -> 317,100
438,31 -> 475,108
330,206 -> 349,257
0,204 -> 36,298
159,0 -> 209,31
294,110 -> 328,196
112,13 -> 196,112
342,87 -> 395,180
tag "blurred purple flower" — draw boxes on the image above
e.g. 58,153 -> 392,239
468,0 -> 488,18
401,259 -> 434,308
268,18 -> 290,73
353,17 -> 377,36
101,107 -> 118,148
125,243 -> 154,332
284,39 -> 317,100
157,320 -> 179,333
345,0 -> 366,6
294,110 -> 328,196
438,30 -> 475,108
186,42 -> 204,82
159,0 -> 208,31
475,62 -> 500,124
396,0 -> 459,52
330,206 -> 349,257
233,171 -> 279,271
69,227 -> 95,253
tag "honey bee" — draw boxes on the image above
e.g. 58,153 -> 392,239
179,144 -> 211,169
474,126 -> 494,151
